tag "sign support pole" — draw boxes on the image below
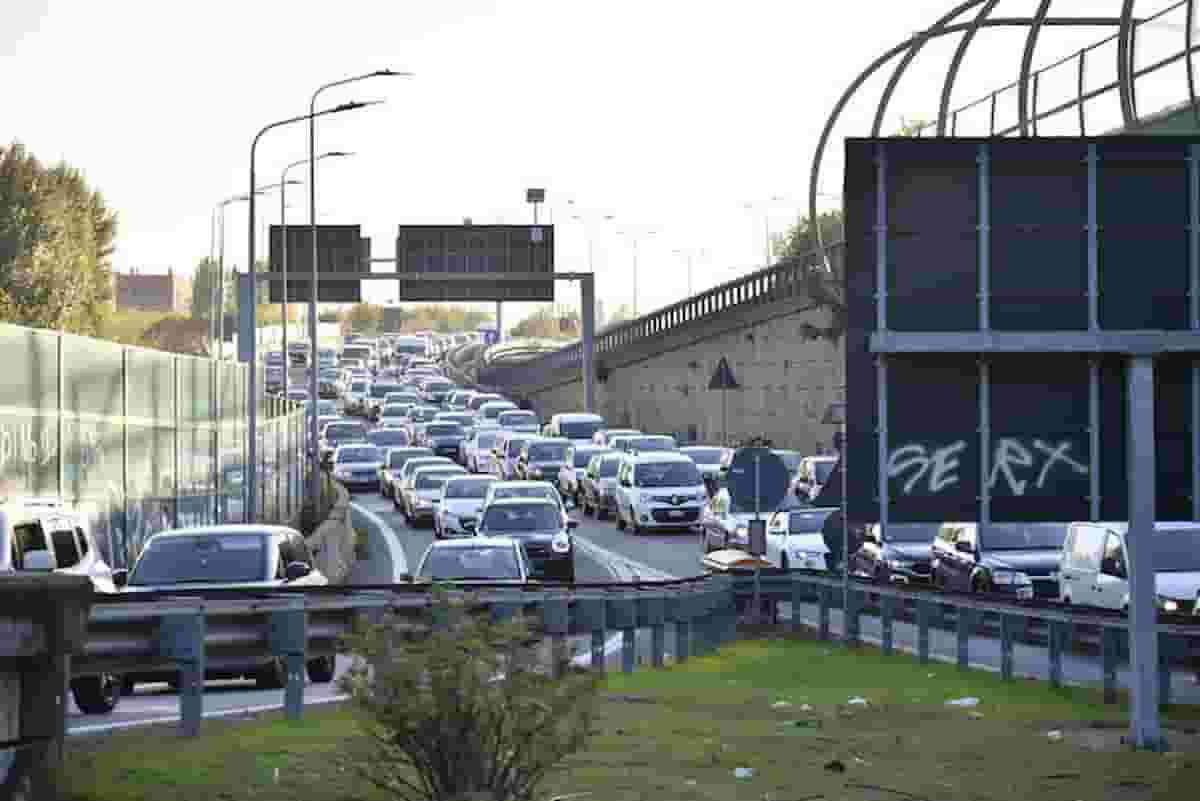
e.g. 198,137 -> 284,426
581,274 -> 596,413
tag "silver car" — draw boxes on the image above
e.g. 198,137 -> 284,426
579,452 -> 623,520
558,445 -> 608,506
412,537 -> 532,584
434,474 -> 497,538
401,464 -> 467,526
330,444 -> 384,492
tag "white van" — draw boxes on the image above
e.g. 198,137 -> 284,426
1059,521 -> 1200,613
613,451 -> 706,534
546,413 -> 605,446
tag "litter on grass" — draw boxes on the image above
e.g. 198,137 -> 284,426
734,767 -> 754,779
1047,730 -> 1064,742
847,697 -> 869,706
771,700 -> 793,709
945,697 -> 980,708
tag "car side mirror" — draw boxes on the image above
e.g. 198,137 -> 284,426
24,550 -> 56,571
954,540 -> 974,555
111,568 -> 129,588
285,561 -> 313,582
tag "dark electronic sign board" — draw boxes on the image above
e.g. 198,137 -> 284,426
267,225 -> 364,303
393,224 -> 555,302
844,137 -> 1198,525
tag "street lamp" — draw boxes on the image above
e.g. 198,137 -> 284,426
308,70 -> 412,511
279,151 -> 353,391
617,226 -> 659,318
672,247 -> 709,298
247,101 -> 379,523
741,195 -> 793,268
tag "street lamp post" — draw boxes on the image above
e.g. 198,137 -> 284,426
618,227 -> 659,318
247,102 -> 377,523
280,152 -> 351,393
308,70 -> 411,513
672,247 -> 708,298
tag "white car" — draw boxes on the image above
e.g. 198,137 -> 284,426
545,412 -> 605,447
344,379 -> 371,414
412,536 -> 532,585
330,444 -> 385,492
592,428 -> 641,447
791,456 -> 838,502
393,456 -> 457,513
678,446 -> 728,483
558,445 -> 608,506
464,428 -> 502,474
491,431 -> 532,481
496,409 -> 541,434
378,446 -> 433,498
434,474 -> 497,538
400,464 -> 467,525
764,505 -> 834,571
613,451 -> 706,534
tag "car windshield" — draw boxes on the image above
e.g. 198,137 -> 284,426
350,382 -> 368,393
326,424 -> 365,441
426,381 -> 452,391
979,524 -> 1066,551
445,478 -> 493,499
632,436 -> 676,451
470,396 -> 500,410
774,451 -> 802,473
387,450 -> 429,468
573,450 -> 597,468
498,411 -> 537,425
786,510 -> 833,534
635,462 -> 700,487
381,405 -> 409,417
485,405 -> 516,418
560,420 -> 602,439
426,424 -> 464,437
597,458 -> 620,477
424,546 -> 521,581
505,439 -> 528,457
529,443 -> 569,461
883,524 -> 939,543
397,343 -> 426,355
370,384 -> 401,398
684,448 -> 723,465
813,460 -> 836,484
130,533 -> 267,586
481,504 -> 562,532
475,432 -> 499,449
495,486 -> 556,503
368,430 -> 410,447
1153,530 -> 1200,571
416,470 -> 462,489
337,446 -> 381,463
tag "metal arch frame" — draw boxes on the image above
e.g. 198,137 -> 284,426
1118,0 -> 1139,129
937,0 -> 1004,136
1018,0 -> 1055,137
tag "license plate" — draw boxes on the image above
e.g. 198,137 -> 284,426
668,510 -> 685,518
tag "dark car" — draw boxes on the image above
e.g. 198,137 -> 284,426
319,421 -> 368,465
418,422 -> 467,459
931,522 -> 1067,599
516,438 -> 570,482
421,378 -> 456,406
476,498 -> 576,582
850,522 -> 939,584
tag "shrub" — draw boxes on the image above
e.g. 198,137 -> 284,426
339,596 -> 598,801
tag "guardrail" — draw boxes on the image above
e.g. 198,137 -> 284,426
477,241 -> 844,390
69,570 -> 1200,738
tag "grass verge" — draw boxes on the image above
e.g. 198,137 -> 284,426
64,633 -> 1200,801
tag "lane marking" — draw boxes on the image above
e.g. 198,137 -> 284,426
351,501 -> 408,580
572,535 -> 679,581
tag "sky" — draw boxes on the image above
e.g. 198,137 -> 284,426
3,0 -> 1193,326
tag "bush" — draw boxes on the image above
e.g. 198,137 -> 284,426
339,596 -> 599,801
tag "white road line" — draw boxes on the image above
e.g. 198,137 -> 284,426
573,535 -> 679,581
351,501 -> 408,580
68,694 -> 350,737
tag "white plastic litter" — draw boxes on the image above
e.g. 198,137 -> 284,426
771,700 -> 793,709
945,697 -> 980,708
734,767 -> 754,779
847,697 -> 869,706
1047,730 -> 1064,742
800,703 -> 814,713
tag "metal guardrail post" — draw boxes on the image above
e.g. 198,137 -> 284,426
956,607 -> 972,670
1158,632 -> 1173,707
845,586 -> 860,646
916,599 -> 932,663
1001,614 -> 1016,681
158,609 -> 206,737
817,585 -> 831,641
880,594 -> 895,655
574,596 -> 606,672
541,595 -> 569,677
1102,626 -> 1120,703
790,578 -> 807,635
1048,620 -> 1064,687
666,591 -> 691,663
606,595 -> 636,674
637,594 -> 666,668
269,603 -> 307,721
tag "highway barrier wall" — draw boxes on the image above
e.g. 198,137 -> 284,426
478,245 -> 846,450
307,479 -> 354,583
0,323 -> 306,569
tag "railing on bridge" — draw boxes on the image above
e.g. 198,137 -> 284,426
477,241 -> 845,391
0,323 -> 306,570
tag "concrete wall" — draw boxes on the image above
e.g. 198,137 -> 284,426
523,301 -> 844,453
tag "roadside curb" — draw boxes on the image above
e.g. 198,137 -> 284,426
350,502 -> 409,581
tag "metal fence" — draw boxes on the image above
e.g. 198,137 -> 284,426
477,242 -> 844,391
0,323 -> 306,569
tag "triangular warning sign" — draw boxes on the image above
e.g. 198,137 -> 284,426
708,356 -> 740,390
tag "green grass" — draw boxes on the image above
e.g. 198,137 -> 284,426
63,635 -> 1200,801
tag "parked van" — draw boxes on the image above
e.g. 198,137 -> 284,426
1060,521 -> 1200,613
545,413 -> 605,446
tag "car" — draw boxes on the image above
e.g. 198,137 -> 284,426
366,427 -> 412,451
613,434 -> 677,454
392,336 -> 429,362
558,445 -> 608,507
678,446 -> 727,483
113,525 -> 333,691
412,537 -> 532,584
515,437 -> 571,483
477,400 -> 519,426
592,427 -> 641,447
378,446 -> 433,499
850,522 -> 939,584
791,456 -> 838,502
377,402 -> 416,428
400,464 -> 468,526
383,391 -> 422,408
264,364 -> 285,394
931,522 -> 1068,599
434,475 -> 497,538
319,420 -> 368,465
445,390 -> 475,411
343,379 -> 371,414
464,428 -> 502,473
763,504 -> 835,571
418,421 -> 467,459
544,412 -> 605,446
700,487 -> 776,552
315,399 -> 338,418
393,456 -> 457,513
433,411 -> 477,438
365,382 -> 405,417
475,498 -> 576,582
491,431 -> 531,480
496,409 -> 541,434
613,451 -> 706,534
578,451 -> 623,520
1,497 -> 122,714
1059,521 -> 1200,613
466,393 -> 505,414
420,378 -> 457,406
330,444 -> 385,491
483,481 -> 568,524
772,449 -> 804,476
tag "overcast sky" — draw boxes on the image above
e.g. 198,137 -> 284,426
4,0 -> 1190,323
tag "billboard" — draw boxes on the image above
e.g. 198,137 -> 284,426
393,224 -> 555,301
844,137 -> 1197,524
267,225 -> 364,303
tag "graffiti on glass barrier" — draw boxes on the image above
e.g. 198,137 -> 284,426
888,438 -> 1089,496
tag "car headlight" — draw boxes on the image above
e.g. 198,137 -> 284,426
1158,598 -> 1180,613
990,570 -> 1030,585
735,525 -> 749,539
551,534 -> 571,554
416,498 -> 432,508
887,559 -> 911,570
333,467 -> 351,478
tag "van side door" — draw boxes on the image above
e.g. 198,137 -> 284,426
1097,532 -> 1129,610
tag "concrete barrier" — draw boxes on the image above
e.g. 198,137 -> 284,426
306,480 -> 355,584
1,574 -> 93,800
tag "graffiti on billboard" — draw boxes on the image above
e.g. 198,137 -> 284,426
887,437 -> 1089,497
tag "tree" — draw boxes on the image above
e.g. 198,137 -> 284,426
189,258 -> 226,321
344,302 -> 384,333
0,141 -> 118,335
510,307 -> 579,339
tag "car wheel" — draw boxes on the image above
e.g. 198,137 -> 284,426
254,659 -> 286,690
970,575 -> 988,595
121,676 -> 136,696
631,516 -> 642,536
615,507 -> 626,531
306,655 -> 335,684
71,674 -> 121,715
780,553 -> 790,571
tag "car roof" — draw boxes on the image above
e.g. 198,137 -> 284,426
680,445 -> 725,452
491,480 -> 555,490
485,496 -> 559,507
554,412 -> 603,421
148,524 -> 295,541
524,436 -> 569,445
428,536 -> 518,549
626,451 -> 692,464
445,473 -> 495,483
